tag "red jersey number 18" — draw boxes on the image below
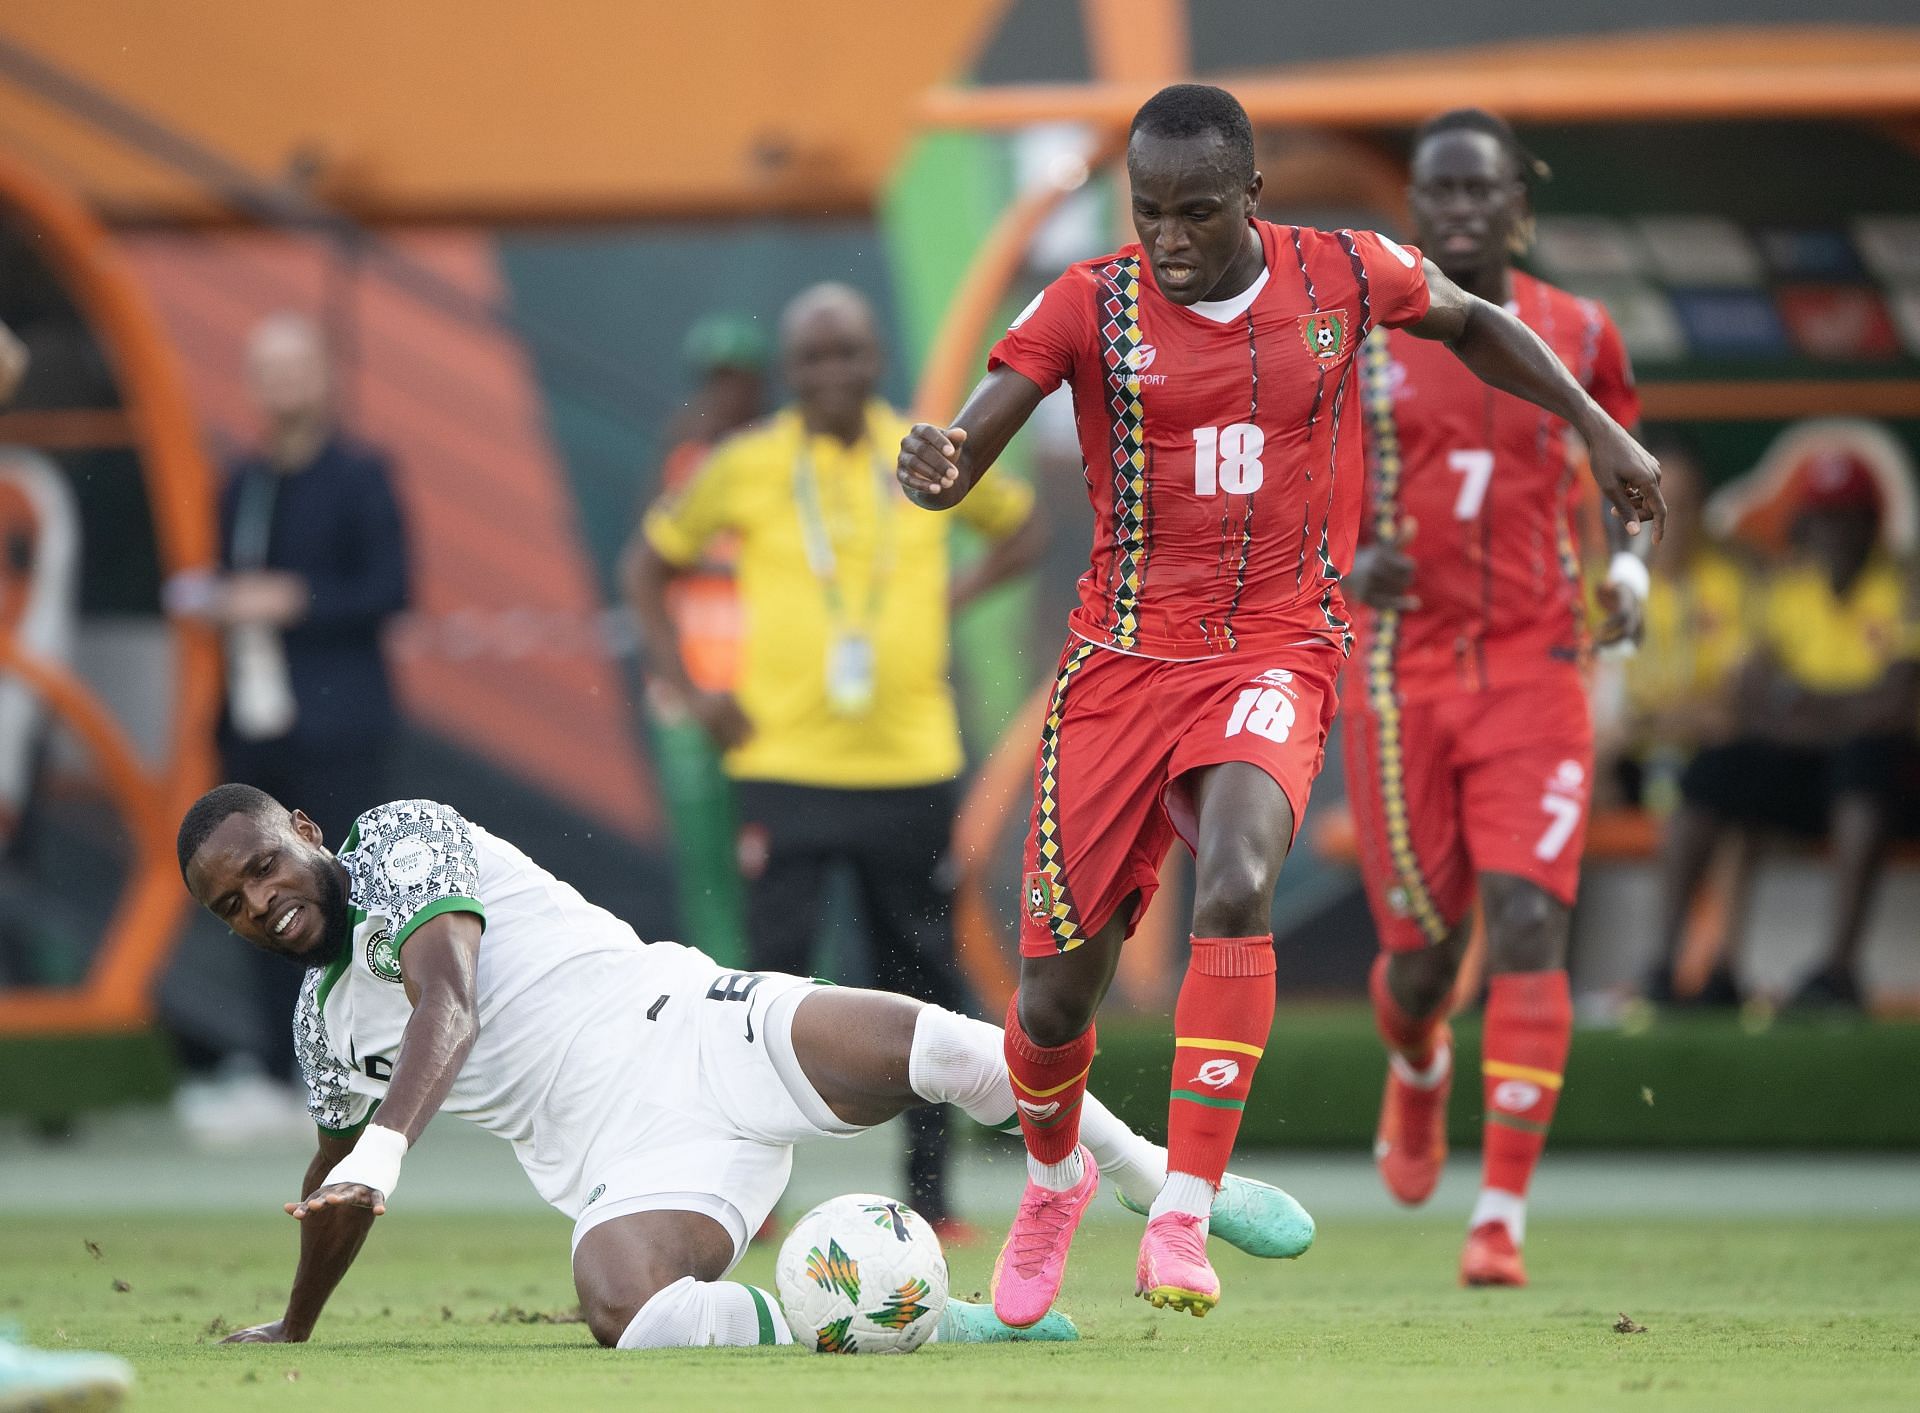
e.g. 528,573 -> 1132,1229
1193,423 -> 1266,496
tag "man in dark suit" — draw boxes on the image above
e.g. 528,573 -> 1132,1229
170,312 -> 410,1086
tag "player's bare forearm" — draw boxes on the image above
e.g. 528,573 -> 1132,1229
275,1140 -> 376,1341
376,912 -> 485,1144
951,502 -> 1048,613
1433,290 -> 1609,443
899,368 -> 1048,511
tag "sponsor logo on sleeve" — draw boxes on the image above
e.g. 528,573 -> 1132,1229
1372,233 -> 1419,268
1009,290 -> 1045,330
383,838 -> 435,889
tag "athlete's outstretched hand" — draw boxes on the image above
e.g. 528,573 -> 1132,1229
897,424 -> 968,509
1588,423 -> 1665,541
287,1182 -> 386,1220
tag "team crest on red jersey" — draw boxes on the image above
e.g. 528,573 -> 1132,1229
1298,310 -> 1350,363
1023,871 -> 1054,923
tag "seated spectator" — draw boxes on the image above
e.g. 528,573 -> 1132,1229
1645,453 -> 1920,1010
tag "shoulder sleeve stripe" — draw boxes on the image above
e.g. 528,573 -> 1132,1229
393,894 -> 487,950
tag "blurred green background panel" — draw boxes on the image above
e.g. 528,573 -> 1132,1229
496,221 -> 911,593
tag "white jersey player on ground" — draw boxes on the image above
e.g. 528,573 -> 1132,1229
177,785 -> 1315,1350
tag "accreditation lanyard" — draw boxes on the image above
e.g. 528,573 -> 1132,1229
230,470 -> 280,571
792,423 -> 896,716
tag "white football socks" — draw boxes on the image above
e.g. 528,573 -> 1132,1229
1078,1100 -> 1166,1208
1389,1038 -> 1452,1091
616,1276 -> 792,1349
1469,1188 -> 1527,1245
908,1005 -> 1014,1127
1148,1171 -> 1215,1226
1027,1148 -> 1086,1191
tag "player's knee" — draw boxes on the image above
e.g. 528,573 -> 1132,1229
1392,947 -> 1457,1018
1017,984 -> 1096,1049
1485,888 -> 1566,974
580,1268 -> 687,1348
1191,853 -> 1278,937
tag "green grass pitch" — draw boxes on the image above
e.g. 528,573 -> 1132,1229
6,1211 -> 1916,1411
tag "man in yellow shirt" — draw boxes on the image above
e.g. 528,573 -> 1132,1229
1650,454 -> 1919,1010
629,283 -> 1044,1235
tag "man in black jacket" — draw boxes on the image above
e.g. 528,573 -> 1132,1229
171,312 -> 410,1084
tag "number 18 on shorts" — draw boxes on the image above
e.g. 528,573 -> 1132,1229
1018,638 -> 1343,958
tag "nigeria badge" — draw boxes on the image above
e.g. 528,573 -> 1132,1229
366,924 -> 402,983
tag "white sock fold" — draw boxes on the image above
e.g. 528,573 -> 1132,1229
1389,1039 -> 1452,1091
1028,1148 -> 1086,1192
616,1275 -> 793,1349
1078,1094 -> 1167,1209
911,1004 -> 1166,1206
908,1006 -> 1018,1129
1148,1170 -> 1215,1227
1469,1187 -> 1527,1245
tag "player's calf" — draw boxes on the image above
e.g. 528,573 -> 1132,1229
1468,968 -> 1572,1280
1370,954 -> 1454,1206
575,1208 -> 769,1348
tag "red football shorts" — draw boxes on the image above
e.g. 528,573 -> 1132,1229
1341,665 -> 1593,954
1018,635 -> 1342,958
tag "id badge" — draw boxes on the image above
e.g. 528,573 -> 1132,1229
826,632 -> 876,716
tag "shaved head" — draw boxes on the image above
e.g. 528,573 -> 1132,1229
779,282 -> 876,352
246,310 -> 331,423
780,283 -> 882,439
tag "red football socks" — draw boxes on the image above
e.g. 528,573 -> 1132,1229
1370,952 -> 1443,1068
1479,969 -> 1573,1199
1003,993 -> 1095,1165
1167,935 -> 1277,1187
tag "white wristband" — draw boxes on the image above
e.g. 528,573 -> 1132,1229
1597,552 -> 1650,660
322,1123 -> 409,1201
1605,550 -> 1651,603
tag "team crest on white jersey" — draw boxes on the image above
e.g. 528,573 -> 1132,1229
365,925 -> 402,983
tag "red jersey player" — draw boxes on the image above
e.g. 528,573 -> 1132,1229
897,86 -> 1662,1325
1341,109 -> 1648,1288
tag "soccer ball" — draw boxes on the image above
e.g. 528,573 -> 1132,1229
774,1193 -> 949,1354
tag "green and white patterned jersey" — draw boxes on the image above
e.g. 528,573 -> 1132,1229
294,799 -> 716,1213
